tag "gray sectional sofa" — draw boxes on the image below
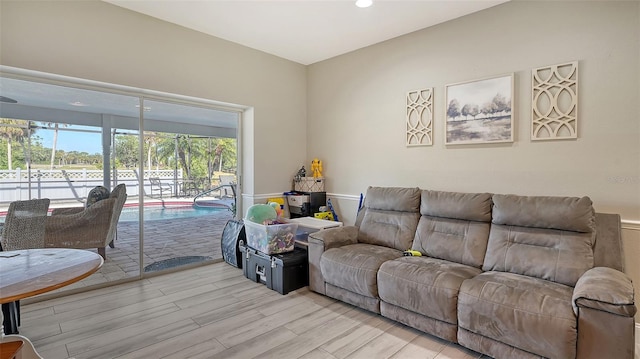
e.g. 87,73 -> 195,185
307,187 -> 636,359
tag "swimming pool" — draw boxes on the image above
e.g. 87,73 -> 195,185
119,204 -> 226,222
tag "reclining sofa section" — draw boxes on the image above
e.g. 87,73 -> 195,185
307,187 -> 636,359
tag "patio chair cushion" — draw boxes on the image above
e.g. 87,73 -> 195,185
86,186 -> 110,208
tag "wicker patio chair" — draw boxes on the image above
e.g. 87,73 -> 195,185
0,198 -> 50,335
44,184 -> 127,259
0,198 -> 50,251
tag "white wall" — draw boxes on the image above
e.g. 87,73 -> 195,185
308,0 -> 639,226
307,0 -> 640,318
0,0 -> 308,213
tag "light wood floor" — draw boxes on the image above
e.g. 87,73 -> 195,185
20,262 -> 490,359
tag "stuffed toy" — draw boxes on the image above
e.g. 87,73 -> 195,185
268,201 -> 284,218
246,204 -> 277,225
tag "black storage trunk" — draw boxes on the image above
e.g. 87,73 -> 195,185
240,245 -> 308,295
221,219 -> 246,269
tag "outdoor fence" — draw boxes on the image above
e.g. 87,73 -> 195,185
0,168 -> 183,204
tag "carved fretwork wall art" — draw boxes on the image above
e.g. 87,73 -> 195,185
406,88 -> 433,146
532,61 -> 579,140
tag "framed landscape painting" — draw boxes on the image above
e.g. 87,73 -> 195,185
445,74 -> 514,145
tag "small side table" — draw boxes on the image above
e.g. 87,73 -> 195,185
290,217 -> 343,247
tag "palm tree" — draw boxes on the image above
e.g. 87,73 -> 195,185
178,135 -> 206,179
214,140 -> 224,172
0,119 -> 29,170
41,121 -> 69,170
213,138 -> 237,173
156,134 -> 176,169
143,132 -> 159,172
158,134 -> 206,179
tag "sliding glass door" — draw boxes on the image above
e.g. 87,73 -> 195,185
0,69 -> 240,294
141,99 -> 238,273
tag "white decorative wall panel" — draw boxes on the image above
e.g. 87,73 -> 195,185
406,88 -> 433,146
532,61 -> 579,140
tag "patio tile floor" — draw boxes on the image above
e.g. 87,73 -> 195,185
56,205 -> 235,293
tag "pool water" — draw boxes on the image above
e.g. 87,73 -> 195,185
119,204 -> 225,222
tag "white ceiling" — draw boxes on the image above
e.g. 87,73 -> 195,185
0,75 -> 239,135
103,0 -> 509,65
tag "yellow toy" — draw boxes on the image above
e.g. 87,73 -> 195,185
314,211 -> 334,221
403,250 -> 422,256
311,158 -> 323,178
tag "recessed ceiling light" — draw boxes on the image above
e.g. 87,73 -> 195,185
355,0 -> 372,8
69,101 -> 87,107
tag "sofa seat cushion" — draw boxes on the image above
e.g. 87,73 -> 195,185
321,243 -> 402,298
458,271 -> 576,359
378,256 -> 482,324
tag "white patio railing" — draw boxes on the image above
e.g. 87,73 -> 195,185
0,168 -> 183,204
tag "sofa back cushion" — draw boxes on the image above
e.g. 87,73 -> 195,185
491,194 -> 595,232
412,190 -> 492,268
483,194 -> 595,286
357,187 -> 421,251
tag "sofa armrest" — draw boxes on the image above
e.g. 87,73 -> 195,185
572,267 -> 636,317
307,226 -> 359,295
573,267 -> 636,359
593,213 -> 624,272
308,226 -> 359,249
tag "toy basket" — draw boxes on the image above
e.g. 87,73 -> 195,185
294,177 -> 324,192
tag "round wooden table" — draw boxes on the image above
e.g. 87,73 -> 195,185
0,248 -> 103,358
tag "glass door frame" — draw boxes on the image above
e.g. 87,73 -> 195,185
0,65 -> 244,283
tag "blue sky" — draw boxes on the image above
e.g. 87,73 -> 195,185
38,130 -> 102,154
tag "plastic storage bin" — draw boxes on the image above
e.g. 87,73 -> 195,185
240,244 -> 308,295
244,220 -> 298,254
